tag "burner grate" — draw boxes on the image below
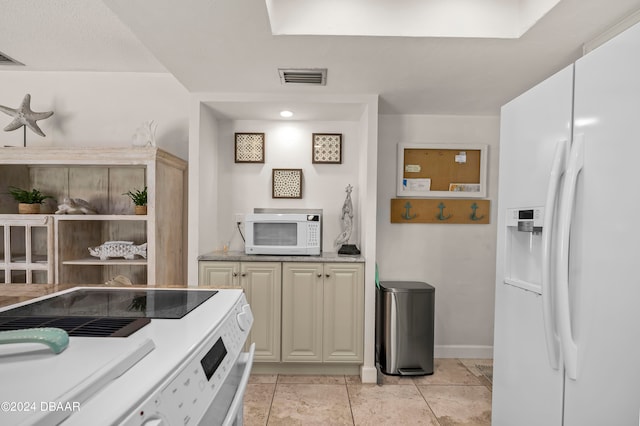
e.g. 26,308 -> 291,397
0,316 -> 150,337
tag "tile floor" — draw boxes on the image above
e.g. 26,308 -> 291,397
243,358 -> 493,425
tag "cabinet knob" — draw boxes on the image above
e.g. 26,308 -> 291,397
232,272 -> 238,277
325,274 -> 330,278
241,273 -> 247,277
317,274 -> 323,278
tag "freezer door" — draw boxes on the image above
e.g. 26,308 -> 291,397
496,65 -> 573,210
563,21 -> 640,426
493,64 -> 573,426
492,285 -> 564,426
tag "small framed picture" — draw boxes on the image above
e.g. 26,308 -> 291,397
312,133 -> 342,164
235,133 -> 265,163
272,168 -> 303,199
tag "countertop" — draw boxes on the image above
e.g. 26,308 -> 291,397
198,250 -> 365,263
1,251 -> 365,308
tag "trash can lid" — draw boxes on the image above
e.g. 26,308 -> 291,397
379,281 -> 435,293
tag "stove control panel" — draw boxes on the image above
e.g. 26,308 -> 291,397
122,295 -> 253,426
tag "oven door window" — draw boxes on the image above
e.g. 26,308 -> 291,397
253,222 -> 297,246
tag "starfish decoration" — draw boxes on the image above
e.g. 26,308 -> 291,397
0,94 -> 54,137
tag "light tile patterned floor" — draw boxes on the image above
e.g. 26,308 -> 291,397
243,358 -> 493,426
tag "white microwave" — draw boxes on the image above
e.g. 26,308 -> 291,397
244,212 -> 321,255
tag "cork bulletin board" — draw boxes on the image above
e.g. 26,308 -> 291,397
396,144 -> 488,198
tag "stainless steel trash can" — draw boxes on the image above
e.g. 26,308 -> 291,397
376,281 -> 435,376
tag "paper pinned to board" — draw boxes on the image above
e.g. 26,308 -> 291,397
405,164 -> 421,173
402,178 -> 431,192
455,151 -> 467,163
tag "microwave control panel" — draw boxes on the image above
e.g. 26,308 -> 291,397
307,222 -> 320,247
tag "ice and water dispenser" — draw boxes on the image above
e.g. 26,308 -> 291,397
504,207 -> 544,293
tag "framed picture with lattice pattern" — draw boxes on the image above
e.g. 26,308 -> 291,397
312,133 -> 342,164
272,168 -> 303,199
235,133 -> 265,163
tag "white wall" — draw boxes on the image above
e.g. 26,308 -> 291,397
0,71 -> 189,159
377,114 -> 499,358
214,119 -> 362,254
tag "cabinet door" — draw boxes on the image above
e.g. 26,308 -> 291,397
0,217 -> 53,285
198,261 -> 239,286
323,263 -> 364,363
241,262 -> 281,362
282,263 -> 323,362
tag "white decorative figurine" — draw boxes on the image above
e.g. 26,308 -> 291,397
335,184 -> 360,255
55,197 -> 98,215
88,241 -> 147,260
105,275 -> 133,286
0,94 -> 53,137
132,120 -> 157,147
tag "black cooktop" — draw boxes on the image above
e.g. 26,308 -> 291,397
0,316 -> 151,337
0,288 -> 218,320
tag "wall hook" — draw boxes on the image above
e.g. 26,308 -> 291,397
436,202 -> 452,221
401,201 -> 417,220
470,202 -> 485,221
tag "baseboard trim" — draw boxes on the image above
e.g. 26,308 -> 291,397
251,363 -> 361,376
360,365 -> 378,384
434,345 -> 493,359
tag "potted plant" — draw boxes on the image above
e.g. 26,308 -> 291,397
8,186 -> 53,214
123,186 -> 148,215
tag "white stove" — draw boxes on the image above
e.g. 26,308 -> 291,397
0,287 -> 254,426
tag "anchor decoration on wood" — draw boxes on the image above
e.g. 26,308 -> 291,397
470,202 -> 485,221
436,202 -> 452,221
390,198 -> 490,224
401,201 -> 417,220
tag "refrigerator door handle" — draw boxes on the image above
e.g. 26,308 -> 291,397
556,133 -> 584,381
541,139 -> 568,370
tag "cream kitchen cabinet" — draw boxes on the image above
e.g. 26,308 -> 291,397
282,262 -> 364,363
198,261 -> 239,287
0,147 -> 186,287
281,263 -> 323,362
199,261 -> 282,362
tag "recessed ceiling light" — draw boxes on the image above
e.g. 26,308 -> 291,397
280,110 -> 293,118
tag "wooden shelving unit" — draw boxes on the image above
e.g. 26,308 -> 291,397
0,147 -> 187,287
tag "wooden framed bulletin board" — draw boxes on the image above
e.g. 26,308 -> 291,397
396,144 -> 488,198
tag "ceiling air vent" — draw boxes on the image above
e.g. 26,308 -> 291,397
278,68 -> 327,86
0,50 -> 23,66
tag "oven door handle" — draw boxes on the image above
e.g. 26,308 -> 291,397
222,343 -> 256,426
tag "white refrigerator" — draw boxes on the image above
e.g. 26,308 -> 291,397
492,20 -> 640,426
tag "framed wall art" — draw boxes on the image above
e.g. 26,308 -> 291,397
312,133 -> 342,164
272,168 -> 303,198
235,132 -> 265,163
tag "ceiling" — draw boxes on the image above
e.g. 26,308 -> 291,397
1,0 -> 639,116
